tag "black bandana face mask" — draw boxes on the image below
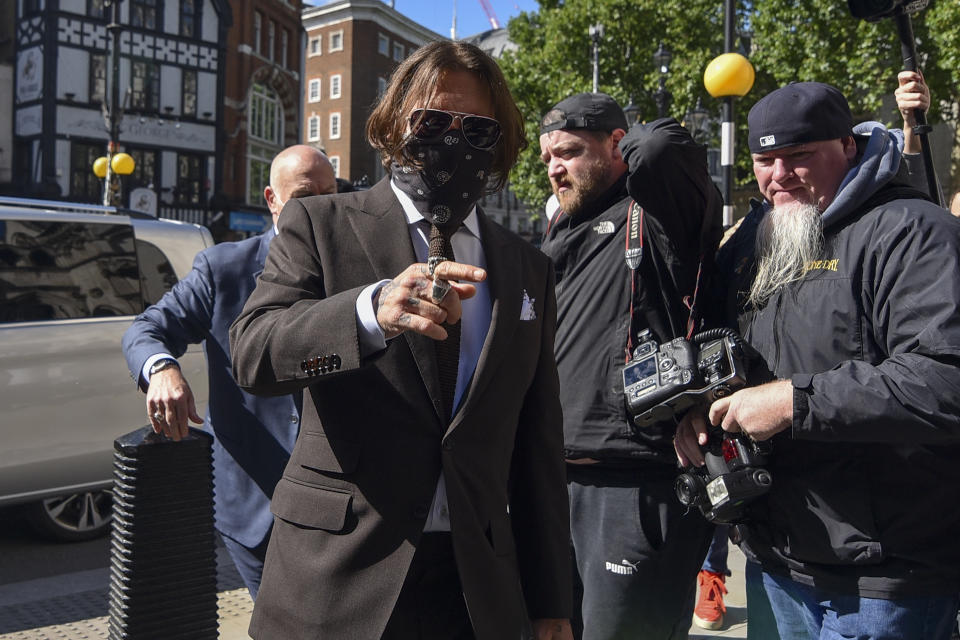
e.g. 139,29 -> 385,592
391,134 -> 494,231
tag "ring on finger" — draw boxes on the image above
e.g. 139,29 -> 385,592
152,410 -> 163,421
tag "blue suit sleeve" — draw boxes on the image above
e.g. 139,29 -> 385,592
122,251 -> 216,390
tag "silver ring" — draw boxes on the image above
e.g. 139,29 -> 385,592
152,411 -> 163,421
431,278 -> 452,303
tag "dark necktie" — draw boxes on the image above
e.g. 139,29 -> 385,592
428,223 -> 460,422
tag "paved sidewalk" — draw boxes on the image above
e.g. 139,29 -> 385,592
1,542 -> 750,639
689,542 -> 748,639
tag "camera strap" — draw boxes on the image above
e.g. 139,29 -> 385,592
623,200 -> 706,352
624,201 -> 644,360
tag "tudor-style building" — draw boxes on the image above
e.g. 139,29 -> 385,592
12,0 -> 231,222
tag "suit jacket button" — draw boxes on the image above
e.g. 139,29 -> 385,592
413,505 -> 429,519
290,414 -> 299,423
442,440 -> 453,451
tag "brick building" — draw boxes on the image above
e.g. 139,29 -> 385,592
301,0 -> 443,184
219,0 -> 304,226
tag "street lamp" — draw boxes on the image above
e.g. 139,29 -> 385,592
652,42 -> 672,118
683,98 -> 712,143
589,23 -> 604,93
101,0 -> 133,206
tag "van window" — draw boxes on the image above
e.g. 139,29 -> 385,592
0,219 -> 142,322
135,239 -> 179,307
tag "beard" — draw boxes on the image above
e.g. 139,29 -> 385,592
553,156 -> 610,217
749,202 -> 824,308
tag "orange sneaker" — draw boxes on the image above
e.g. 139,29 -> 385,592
693,569 -> 728,630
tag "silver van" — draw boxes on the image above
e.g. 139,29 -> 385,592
0,197 -> 212,540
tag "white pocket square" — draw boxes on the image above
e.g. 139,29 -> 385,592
520,290 -> 537,321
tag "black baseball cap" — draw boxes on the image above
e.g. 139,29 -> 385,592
747,82 -> 853,153
540,92 -> 628,135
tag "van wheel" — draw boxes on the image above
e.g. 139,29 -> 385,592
24,490 -> 113,541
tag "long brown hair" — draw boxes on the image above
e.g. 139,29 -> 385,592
366,40 -> 526,192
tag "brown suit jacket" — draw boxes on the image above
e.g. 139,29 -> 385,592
229,178 -> 571,639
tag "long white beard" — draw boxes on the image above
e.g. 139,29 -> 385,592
749,202 -> 823,308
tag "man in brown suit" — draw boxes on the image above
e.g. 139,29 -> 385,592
230,41 -> 572,640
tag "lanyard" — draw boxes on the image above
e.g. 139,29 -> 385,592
623,200 -> 704,360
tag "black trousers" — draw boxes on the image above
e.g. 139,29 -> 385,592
381,532 -> 475,640
567,464 -> 714,640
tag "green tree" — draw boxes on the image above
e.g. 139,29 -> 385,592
500,0 -> 726,211
500,0 -> 960,212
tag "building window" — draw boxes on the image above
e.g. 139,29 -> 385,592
308,78 -> 320,103
329,112 -> 341,139
248,83 -> 283,145
329,74 -> 341,99
176,154 -> 204,204
182,69 -> 197,117
329,30 -> 343,52
131,60 -> 160,111
248,142 -> 274,206
88,0 -> 106,19
378,33 -> 389,56
180,0 -> 200,38
70,141 -> 103,203
309,35 -> 321,56
268,21 -> 275,61
281,29 -> 289,68
128,147 -> 159,191
308,116 -> 320,142
130,0 -> 158,29
330,156 -> 340,178
377,76 -> 387,97
23,0 -> 41,15
253,12 -> 262,55
89,54 -> 106,105
393,42 -> 404,62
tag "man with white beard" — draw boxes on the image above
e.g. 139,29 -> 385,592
675,81 -> 960,639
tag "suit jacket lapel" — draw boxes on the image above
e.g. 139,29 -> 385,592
449,210 -> 521,431
349,178 -> 445,426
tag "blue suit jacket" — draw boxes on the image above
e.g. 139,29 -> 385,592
122,228 -> 299,548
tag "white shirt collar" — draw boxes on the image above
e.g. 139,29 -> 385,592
390,179 -> 481,239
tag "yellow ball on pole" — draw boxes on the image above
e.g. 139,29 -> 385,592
111,152 -> 136,176
703,53 -> 755,98
93,156 -> 109,179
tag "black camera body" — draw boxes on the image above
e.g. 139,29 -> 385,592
675,429 -> 772,524
623,329 -> 748,428
848,0 -> 927,21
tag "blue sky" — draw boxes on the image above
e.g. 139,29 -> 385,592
315,0 -> 542,40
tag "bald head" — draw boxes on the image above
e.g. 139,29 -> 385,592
264,145 -> 337,221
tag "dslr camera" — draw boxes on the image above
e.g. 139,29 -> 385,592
623,328 -> 748,428
674,428 -> 772,524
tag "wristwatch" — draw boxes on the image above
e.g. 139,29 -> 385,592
149,358 -> 180,377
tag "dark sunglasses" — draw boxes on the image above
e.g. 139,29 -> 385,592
408,108 -> 502,151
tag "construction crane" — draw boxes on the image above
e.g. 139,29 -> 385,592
477,0 -> 501,29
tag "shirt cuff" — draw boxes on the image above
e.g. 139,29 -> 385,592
356,280 -> 392,358
142,353 -> 177,387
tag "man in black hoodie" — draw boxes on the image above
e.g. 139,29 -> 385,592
539,93 -> 722,639
676,81 -> 960,639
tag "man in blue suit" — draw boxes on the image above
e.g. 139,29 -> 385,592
122,144 -> 336,598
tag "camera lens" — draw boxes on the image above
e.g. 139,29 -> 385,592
752,469 -> 773,487
674,474 -> 705,506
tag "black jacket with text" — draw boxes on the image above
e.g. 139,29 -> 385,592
540,119 -> 722,464
715,126 -> 960,597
